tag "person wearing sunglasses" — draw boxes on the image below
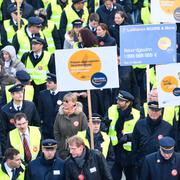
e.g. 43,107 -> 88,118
54,92 -> 88,160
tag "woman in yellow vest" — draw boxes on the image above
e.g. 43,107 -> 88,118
35,8 -> 62,53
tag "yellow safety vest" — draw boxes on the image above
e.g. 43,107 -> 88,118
5,84 -> 34,103
42,20 -> 56,53
64,5 -> 89,31
16,27 -> 45,60
77,130 -> 110,158
133,64 -> 146,69
50,0 -> 63,30
143,103 -> 179,126
108,105 -> 140,151
3,18 -> 28,43
9,126 -> 41,161
0,164 -> 25,180
0,0 -> 3,21
25,51 -> 51,85
141,0 -> 150,24
42,0 -> 51,9
149,66 -> 157,88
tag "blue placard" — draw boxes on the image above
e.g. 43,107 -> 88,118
120,24 -> 177,66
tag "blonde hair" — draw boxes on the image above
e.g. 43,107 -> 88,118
68,135 -> 85,147
63,92 -> 77,103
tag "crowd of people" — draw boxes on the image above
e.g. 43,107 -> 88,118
0,0 -> 180,179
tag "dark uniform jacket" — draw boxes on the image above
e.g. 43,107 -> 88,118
96,3 -> 124,27
97,33 -> 116,47
25,154 -> 64,180
132,116 -> 173,167
141,151 -> 180,180
38,89 -> 67,139
65,147 -> 113,180
0,100 -> 40,135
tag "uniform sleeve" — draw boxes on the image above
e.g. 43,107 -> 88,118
12,34 -> 20,54
140,156 -> 150,180
31,103 -> 41,127
52,25 -> 62,49
97,152 -> 113,180
25,163 -> 33,180
106,140 -> 115,170
59,11 -> 67,43
48,54 -> 56,74
46,4 -> 52,19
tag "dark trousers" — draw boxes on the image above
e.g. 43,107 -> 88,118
111,161 -> 137,180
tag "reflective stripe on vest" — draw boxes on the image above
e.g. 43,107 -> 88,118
5,84 -> 34,103
0,165 -> 25,180
64,5 -> 89,31
108,105 -> 140,151
43,20 -> 55,53
94,0 -> 100,12
3,18 -> 28,43
50,0 -> 63,30
9,126 -> 41,161
17,27 -> 45,60
141,6 -> 150,24
26,51 -> 51,85
143,102 -> 177,125
77,130 -> 110,158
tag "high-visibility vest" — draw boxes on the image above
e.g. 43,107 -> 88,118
143,103 -> 179,126
50,0 -> 63,30
9,126 -> 41,161
16,27 -> 45,60
149,66 -> 157,88
25,51 -> 51,85
42,20 -> 56,53
3,18 -> 28,43
73,42 -> 79,49
141,0 -> 150,24
5,84 -> 34,103
42,0 -> 51,9
132,0 -> 138,5
77,130 -> 110,158
0,164 -> 25,180
0,0 -> 3,21
108,105 -> 140,151
133,64 -> 147,69
64,5 -> 89,31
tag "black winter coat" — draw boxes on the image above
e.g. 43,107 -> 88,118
132,117 -> 173,167
65,147 -> 113,180
25,154 -> 65,180
97,34 -> 116,47
141,151 -> 180,180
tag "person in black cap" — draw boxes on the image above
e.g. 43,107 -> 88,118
1,3 -> 27,46
106,90 -> 140,180
0,83 -> 40,150
132,100 -> 173,178
21,36 -> 55,106
59,0 -> 89,44
77,113 -> 115,170
25,139 -> 64,180
38,73 -> 67,139
0,70 -> 34,109
12,16 -> 46,60
63,19 -> 83,49
141,136 -> 180,180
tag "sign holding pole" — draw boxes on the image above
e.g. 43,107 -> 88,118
16,0 -> 21,30
55,46 -> 119,149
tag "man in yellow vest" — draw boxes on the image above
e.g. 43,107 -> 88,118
1,4 -> 27,46
59,0 -> 89,43
12,16 -> 45,60
7,112 -> 41,165
77,113 -> 115,169
108,90 -> 140,180
21,36 -> 55,106
0,70 -> 34,109
0,148 -> 25,180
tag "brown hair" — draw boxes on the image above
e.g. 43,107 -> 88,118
4,148 -> 20,161
79,28 -> 98,47
14,112 -> 28,122
97,23 -> 109,35
89,13 -> 100,22
68,135 -> 85,147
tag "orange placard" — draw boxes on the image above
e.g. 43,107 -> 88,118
161,75 -> 178,92
160,0 -> 180,14
68,49 -> 101,81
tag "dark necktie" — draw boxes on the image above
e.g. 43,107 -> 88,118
35,55 -> 39,60
23,134 -> 32,162
11,169 -> 16,180
17,106 -> 21,112
52,91 -> 55,95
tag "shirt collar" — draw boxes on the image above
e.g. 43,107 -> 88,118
4,162 -> 13,178
13,102 -> 23,110
19,128 -> 29,137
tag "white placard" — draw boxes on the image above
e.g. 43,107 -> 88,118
55,46 -> 119,91
156,63 -> 180,107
